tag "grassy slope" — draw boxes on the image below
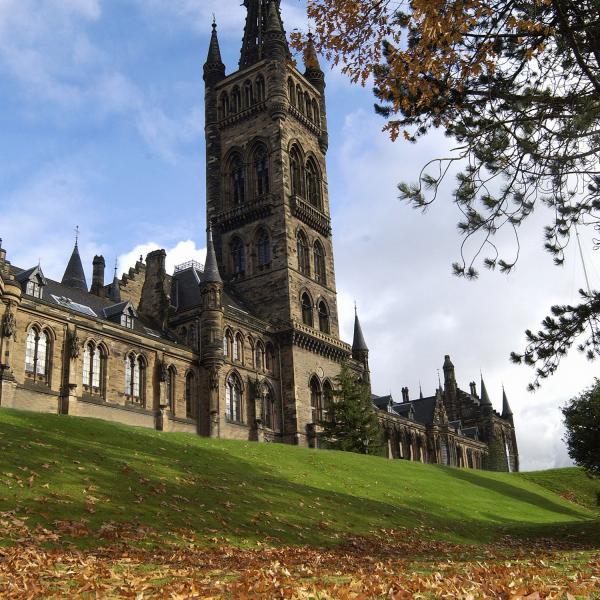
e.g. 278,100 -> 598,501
0,407 -> 598,549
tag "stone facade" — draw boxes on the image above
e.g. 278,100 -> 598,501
0,0 -> 518,472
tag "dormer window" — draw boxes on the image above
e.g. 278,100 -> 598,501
103,300 -> 137,329
17,266 -> 46,299
26,280 -> 43,298
121,313 -> 134,329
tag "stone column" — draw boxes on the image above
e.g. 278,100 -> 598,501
208,365 -> 220,438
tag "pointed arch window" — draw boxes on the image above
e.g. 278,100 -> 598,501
234,333 -> 243,362
290,146 -> 303,196
313,241 -> 326,285
305,159 -> 321,209
256,75 -> 266,102
25,327 -> 51,384
231,237 -> 245,275
296,85 -> 304,113
186,371 -> 195,418
323,380 -> 333,422
166,366 -> 176,412
301,292 -> 313,326
304,92 -> 312,119
265,342 -> 275,373
310,377 -> 322,422
231,86 -> 241,113
125,354 -> 145,405
223,330 -> 233,358
261,383 -> 277,430
297,231 -> 310,275
312,99 -> 320,123
255,341 -> 265,370
82,342 -> 106,396
318,301 -> 330,334
225,373 -> 243,423
256,229 -> 271,267
219,92 -> 229,120
243,79 -> 254,108
254,147 -> 270,197
230,154 -> 245,205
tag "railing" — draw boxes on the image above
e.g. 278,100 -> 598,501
214,194 -> 274,232
174,260 -> 204,273
291,195 -> 332,237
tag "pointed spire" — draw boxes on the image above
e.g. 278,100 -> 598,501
502,386 -> 513,418
352,304 -> 368,354
61,233 -> 88,292
480,375 -> 492,406
240,0 -> 289,67
419,382 -> 424,400
203,225 -> 222,284
110,259 -> 121,303
204,19 -> 225,84
304,32 -> 322,72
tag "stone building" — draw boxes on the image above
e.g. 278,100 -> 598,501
0,0 -> 518,471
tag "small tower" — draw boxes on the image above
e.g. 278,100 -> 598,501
352,306 -> 370,384
442,354 -> 458,420
304,33 -> 329,153
199,227 -> 224,438
502,386 -> 513,424
479,375 -> 493,415
62,232 -> 88,292
91,255 -> 105,297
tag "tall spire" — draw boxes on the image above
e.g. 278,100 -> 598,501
203,225 -> 222,284
61,232 -> 88,292
110,260 -> 121,303
204,20 -> 225,85
502,387 -> 513,418
352,304 -> 368,354
304,32 -> 322,73
240,0 -> 289,68
480,375 -> 492,406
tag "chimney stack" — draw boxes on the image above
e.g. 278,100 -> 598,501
91,255 -> 106,297
469,381 -> 477,397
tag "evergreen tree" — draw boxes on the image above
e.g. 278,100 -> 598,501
562,380 -> 600,478
323,362 -> 382,455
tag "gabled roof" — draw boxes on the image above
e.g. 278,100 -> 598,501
16,265 -> 46,287
103,300 -> 137,320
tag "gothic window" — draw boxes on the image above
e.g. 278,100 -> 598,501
296,85 -> 304,113
304,92 -> 312,119
290,146 -> 303,197
310,376 -> 322,422
25,326 -> 51,384
166,366 -> 176,412
305,158 -> 321,208
317,301 -> 330,334
287,78 -> 296,106
125,354 -> 146,405
261,383 -> 277,430
82,342 -> 106,396
219,92 -> 229,120
223,330 -> 233,358
231,86 -> 241,113
255,341 -> 265,370
297,231 -> 310,275
313,241 -> 326,285
256,229 -> 271,267
229,154 -> 245,205
185,371 -> 195,418
255,75 -> 266,102
312,99 -> 320,123
225,373 -> 243,422
254,146 -> 270,197
179,327 -> 188,344
234,333 -> 243,362
231,237 -> 245,275
301,292 -> 313,326
323,380 -> 333,422
188,324 -> 197,351
265,342 -> 275,372
243,79 -> 253,108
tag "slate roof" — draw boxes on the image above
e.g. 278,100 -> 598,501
61,244 -> 88,292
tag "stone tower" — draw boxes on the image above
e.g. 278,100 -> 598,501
203,1 -> 347,445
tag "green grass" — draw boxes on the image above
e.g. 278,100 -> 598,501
0,407 -> 598,549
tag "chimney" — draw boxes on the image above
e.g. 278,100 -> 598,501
469,381 -> 477,397
91,255 -> 106,297
401,387 -> 410,403
138,249 -> 170,330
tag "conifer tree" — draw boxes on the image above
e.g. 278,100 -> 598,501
323,362 -> 382,455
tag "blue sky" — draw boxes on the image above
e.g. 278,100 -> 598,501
1,0 -> 598,470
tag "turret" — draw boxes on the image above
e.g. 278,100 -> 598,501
351,306 -> 370,384
91,255 -> 105,297
443,354 -> 457,395
138,250 -> 170,331
109,262 -> 121,303
203,20 -> 226,87
264,0 -> 289,61
61,235 -> 88,293
304,33 -> 329,152
479,375 -> 493,416
502,387 -> 514,423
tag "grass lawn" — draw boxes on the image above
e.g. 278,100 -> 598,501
0,407 -> 598,598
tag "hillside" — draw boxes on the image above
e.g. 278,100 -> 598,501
0,408 -> 599,598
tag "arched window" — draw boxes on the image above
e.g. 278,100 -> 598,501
287,78 -> 296,106
304,92 -> 312,119
265,343 -> 275,372
231,86 -> 241,113
256,229 -> 270,267
256,75 -> 266,102
185,371 -> 195,418
254,146 -> 269,197
305,158 -> 321,209
323,380 -> 333,422
255,341 -> 265,370
229,154 -> 245,205
179,326 -> 188,344
234,333 -> 243,362
82,342 -> 106,396
296,85 -> 304,113
25,327 -> 50,384
231,237 -> 245,275
219,92 -> 229,120
261,383 -> 277,430
312,99 -> 320,123
313,241 -> 326,285
290,146 -> 303,197
223,330 -> 233,358
188,324 -> 197,351
310,377 -> 322,422
125,354 -> 145,405
301,292 -> 313,326
297,231 -> 310,275
243,79 -> 253,108
318,301 -> 330,333
225,373 -> 243,422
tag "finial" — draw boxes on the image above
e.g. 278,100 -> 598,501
75,225 -> 80,247
437,369 -> 441,388
114,258 -> 118,278
354,300 -> 357,315
0,238 -> 3,249
212,13 -> 216,28
139,254 -> 143,263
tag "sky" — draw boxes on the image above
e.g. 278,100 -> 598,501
1,0 -> 598,471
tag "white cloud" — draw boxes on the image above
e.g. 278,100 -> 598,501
118,240 -> 207,276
